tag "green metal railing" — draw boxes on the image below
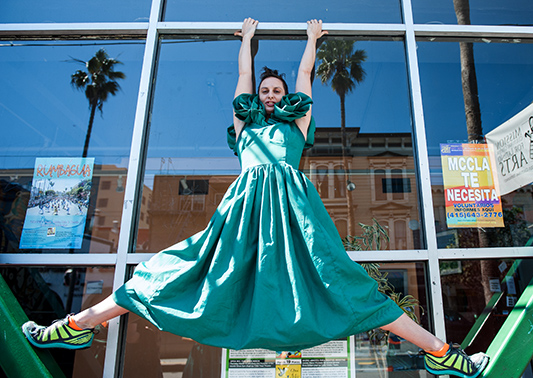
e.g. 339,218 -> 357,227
480,275 -> 533,377
461,260 -> 521,350
0,274 -> 66,378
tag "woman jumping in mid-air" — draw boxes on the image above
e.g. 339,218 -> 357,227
23,18 -> 488,378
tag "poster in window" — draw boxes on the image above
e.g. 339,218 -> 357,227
440,143 -> 504,228
19,157 -> 94,249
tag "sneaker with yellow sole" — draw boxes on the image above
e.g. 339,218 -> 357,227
22,315 -> 94,350
424,343 -> 489,378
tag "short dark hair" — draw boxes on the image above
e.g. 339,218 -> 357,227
258,66 -> 289,95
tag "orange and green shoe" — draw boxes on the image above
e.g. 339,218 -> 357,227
22,316 -> 94,350
424,343 -> 489,378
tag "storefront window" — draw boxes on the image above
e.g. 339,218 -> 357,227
1,1 -> 151,23
163,0 -> 402,23
0,41 -> 144,253
412,0 -> 533,26
418,40 -> 533,248
135,36 -> 421,253
0,266 -> 114,378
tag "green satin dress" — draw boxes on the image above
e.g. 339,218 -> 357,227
113,92 -> 403,351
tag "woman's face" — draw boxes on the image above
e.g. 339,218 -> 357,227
259,77 -> 286,115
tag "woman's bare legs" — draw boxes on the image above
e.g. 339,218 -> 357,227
70,295 -> 129,329
381,313 -> 445,352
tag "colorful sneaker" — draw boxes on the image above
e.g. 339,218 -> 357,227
424,343 -> 489,378
22,316 -> 94,350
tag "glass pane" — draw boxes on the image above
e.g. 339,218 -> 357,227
163,0 -> 401,23
353,262 -> 430,376
1,0 -> 151,23
418,40 -> 533,248
136,36 -> 420,253
1,266 -> 114,378
0,41 -> 144,253
304,38 -> 422,250
123,313 -> 221,378
440,258 -> 533,357
412,0 -> 533,25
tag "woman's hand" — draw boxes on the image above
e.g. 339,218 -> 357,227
306,19 -> 328,41
234,18 -> 258,39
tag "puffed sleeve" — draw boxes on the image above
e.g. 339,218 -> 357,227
232,93 -> 265,125
273,92 -> 313,122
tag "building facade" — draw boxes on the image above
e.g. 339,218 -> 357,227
1,0 -> 533,376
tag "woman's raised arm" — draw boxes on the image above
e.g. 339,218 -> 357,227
233,18 -> 258,137
295,20 -> 327,136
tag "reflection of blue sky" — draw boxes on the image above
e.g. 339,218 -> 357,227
4,0 -> 531,25
418,41 -> 533,186
412,0 -> 533,25
0,41 -> 145,169
1,1 -> 150,23
418,42 -> 533,154
163,0 -> 401,23
3,34 -> 533,192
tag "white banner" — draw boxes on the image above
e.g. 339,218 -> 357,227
485,103 -> 533,195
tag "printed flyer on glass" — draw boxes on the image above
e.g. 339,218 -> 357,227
440,143 -> 503,228
19,157 -> 94,249
222,338 -> 356,378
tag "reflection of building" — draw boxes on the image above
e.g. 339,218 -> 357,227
146,175 -> 235,253
91,166 -> 152,252
303,127 -> 420,249
0,164 -> 149,253
145,127 -> 420,252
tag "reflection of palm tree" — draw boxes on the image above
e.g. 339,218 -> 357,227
71,49 -> 126,158
453,0 -> 482,142
316,40 -> 367,236
453,0 -> 496,307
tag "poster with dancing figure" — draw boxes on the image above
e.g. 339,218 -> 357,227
20,157 -> 94,249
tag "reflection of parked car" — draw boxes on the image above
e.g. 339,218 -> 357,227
386,334 -> 425,376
